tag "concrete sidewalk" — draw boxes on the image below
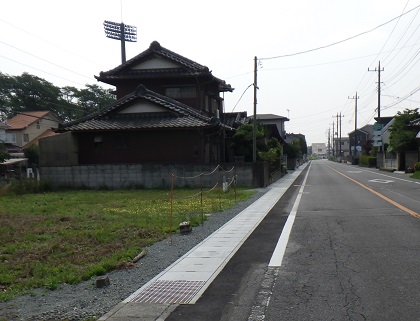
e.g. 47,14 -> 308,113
98,164 -> 307,321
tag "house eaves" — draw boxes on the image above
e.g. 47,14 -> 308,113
57,85 -> 233,133
95,41 -> 233,92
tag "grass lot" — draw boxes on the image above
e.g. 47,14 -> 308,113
0,185 -> 254,301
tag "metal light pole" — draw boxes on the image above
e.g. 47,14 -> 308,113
103,20 -> 137,63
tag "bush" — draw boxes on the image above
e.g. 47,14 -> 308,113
414,162 -> 420,171
359,155 -> 377,167
1,178 -> 53,195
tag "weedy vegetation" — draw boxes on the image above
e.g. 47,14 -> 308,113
0,183 -> 254,301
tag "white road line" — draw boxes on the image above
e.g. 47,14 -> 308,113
358,167 -> 420,185
268,162 -> 311,267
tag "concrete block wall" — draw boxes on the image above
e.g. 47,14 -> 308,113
39,163 -> 265,189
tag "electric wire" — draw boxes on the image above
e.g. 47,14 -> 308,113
0,54 -> 87,87
0,17 -> 106,69
231,84 -> 253,112
0,40 -> 95,82
259,4 -> 420,61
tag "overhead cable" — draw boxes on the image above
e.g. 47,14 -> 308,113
259,4 -> 420,60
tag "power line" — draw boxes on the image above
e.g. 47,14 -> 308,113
231,83 -> 253,112
0,17 -> 106,69
0,40 -> 95,82
0,54 -> 87,87
259,4 -> 420,61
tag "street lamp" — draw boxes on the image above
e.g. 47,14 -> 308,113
103,20 -> 137,64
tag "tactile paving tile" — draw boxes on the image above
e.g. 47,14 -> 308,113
129,280 -> 205,304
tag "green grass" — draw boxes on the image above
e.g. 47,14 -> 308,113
410,171 -> 420,179
0,186 -> 254,301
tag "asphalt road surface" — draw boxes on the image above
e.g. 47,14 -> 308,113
166,160 -> 420,321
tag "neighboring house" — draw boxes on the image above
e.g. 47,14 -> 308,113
5,111 -> 60,148
253,114 -> 289,142
373,116 -> 394,150
311,143 -> 327,158
0,121 -> 10,143
409,117 -> 420,139
41,41 -> 242,167
332,137 -> 349,157
348,124 -> 373,156
38,41 -> 280,188
95,41 -> 233,117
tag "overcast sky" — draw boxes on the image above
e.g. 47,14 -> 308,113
1,0 -> 420,145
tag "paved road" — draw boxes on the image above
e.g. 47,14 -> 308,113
166,160 -> 420,321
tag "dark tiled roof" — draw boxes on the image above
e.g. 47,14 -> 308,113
57,85 -> 225,132
256,114 -> 289,121
223,112 -> 248,128
61,113 -> 210,131
409,118 -> 420,127
95,41 -> 233,92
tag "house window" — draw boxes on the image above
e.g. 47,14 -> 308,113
165,86 -> 196,99
23,134 -> 29,143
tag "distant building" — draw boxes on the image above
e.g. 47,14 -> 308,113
311,143 -> 327,158
5,111 -> 60,148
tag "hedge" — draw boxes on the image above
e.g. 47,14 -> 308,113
359,155 -> 377,167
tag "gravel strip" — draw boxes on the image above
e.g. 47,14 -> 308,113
0,188 -> 267,321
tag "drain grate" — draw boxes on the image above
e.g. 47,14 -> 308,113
130,280 -> 205,304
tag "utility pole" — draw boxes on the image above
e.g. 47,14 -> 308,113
332,116 -> 336,156
368,61 -> 384,118
348,92 -> 359,157
336,113 -> 344,159
253,56 -> 258,163
336,113 -> 339,158
328,127 -> 331,158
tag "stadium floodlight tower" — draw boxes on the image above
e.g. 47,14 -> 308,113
103,20 -> 137,63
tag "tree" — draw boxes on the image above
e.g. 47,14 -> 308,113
0,72 -> 115,121
74,84 -> 115,117
231,123 -> 266,162
284,135 -> 307,159
284,139 -> 301,158
10,73 -> 62,114
259,137 -> 283,171
0,143 -> 10,163
388,108 -> 420,153
23,144 -> 39,167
